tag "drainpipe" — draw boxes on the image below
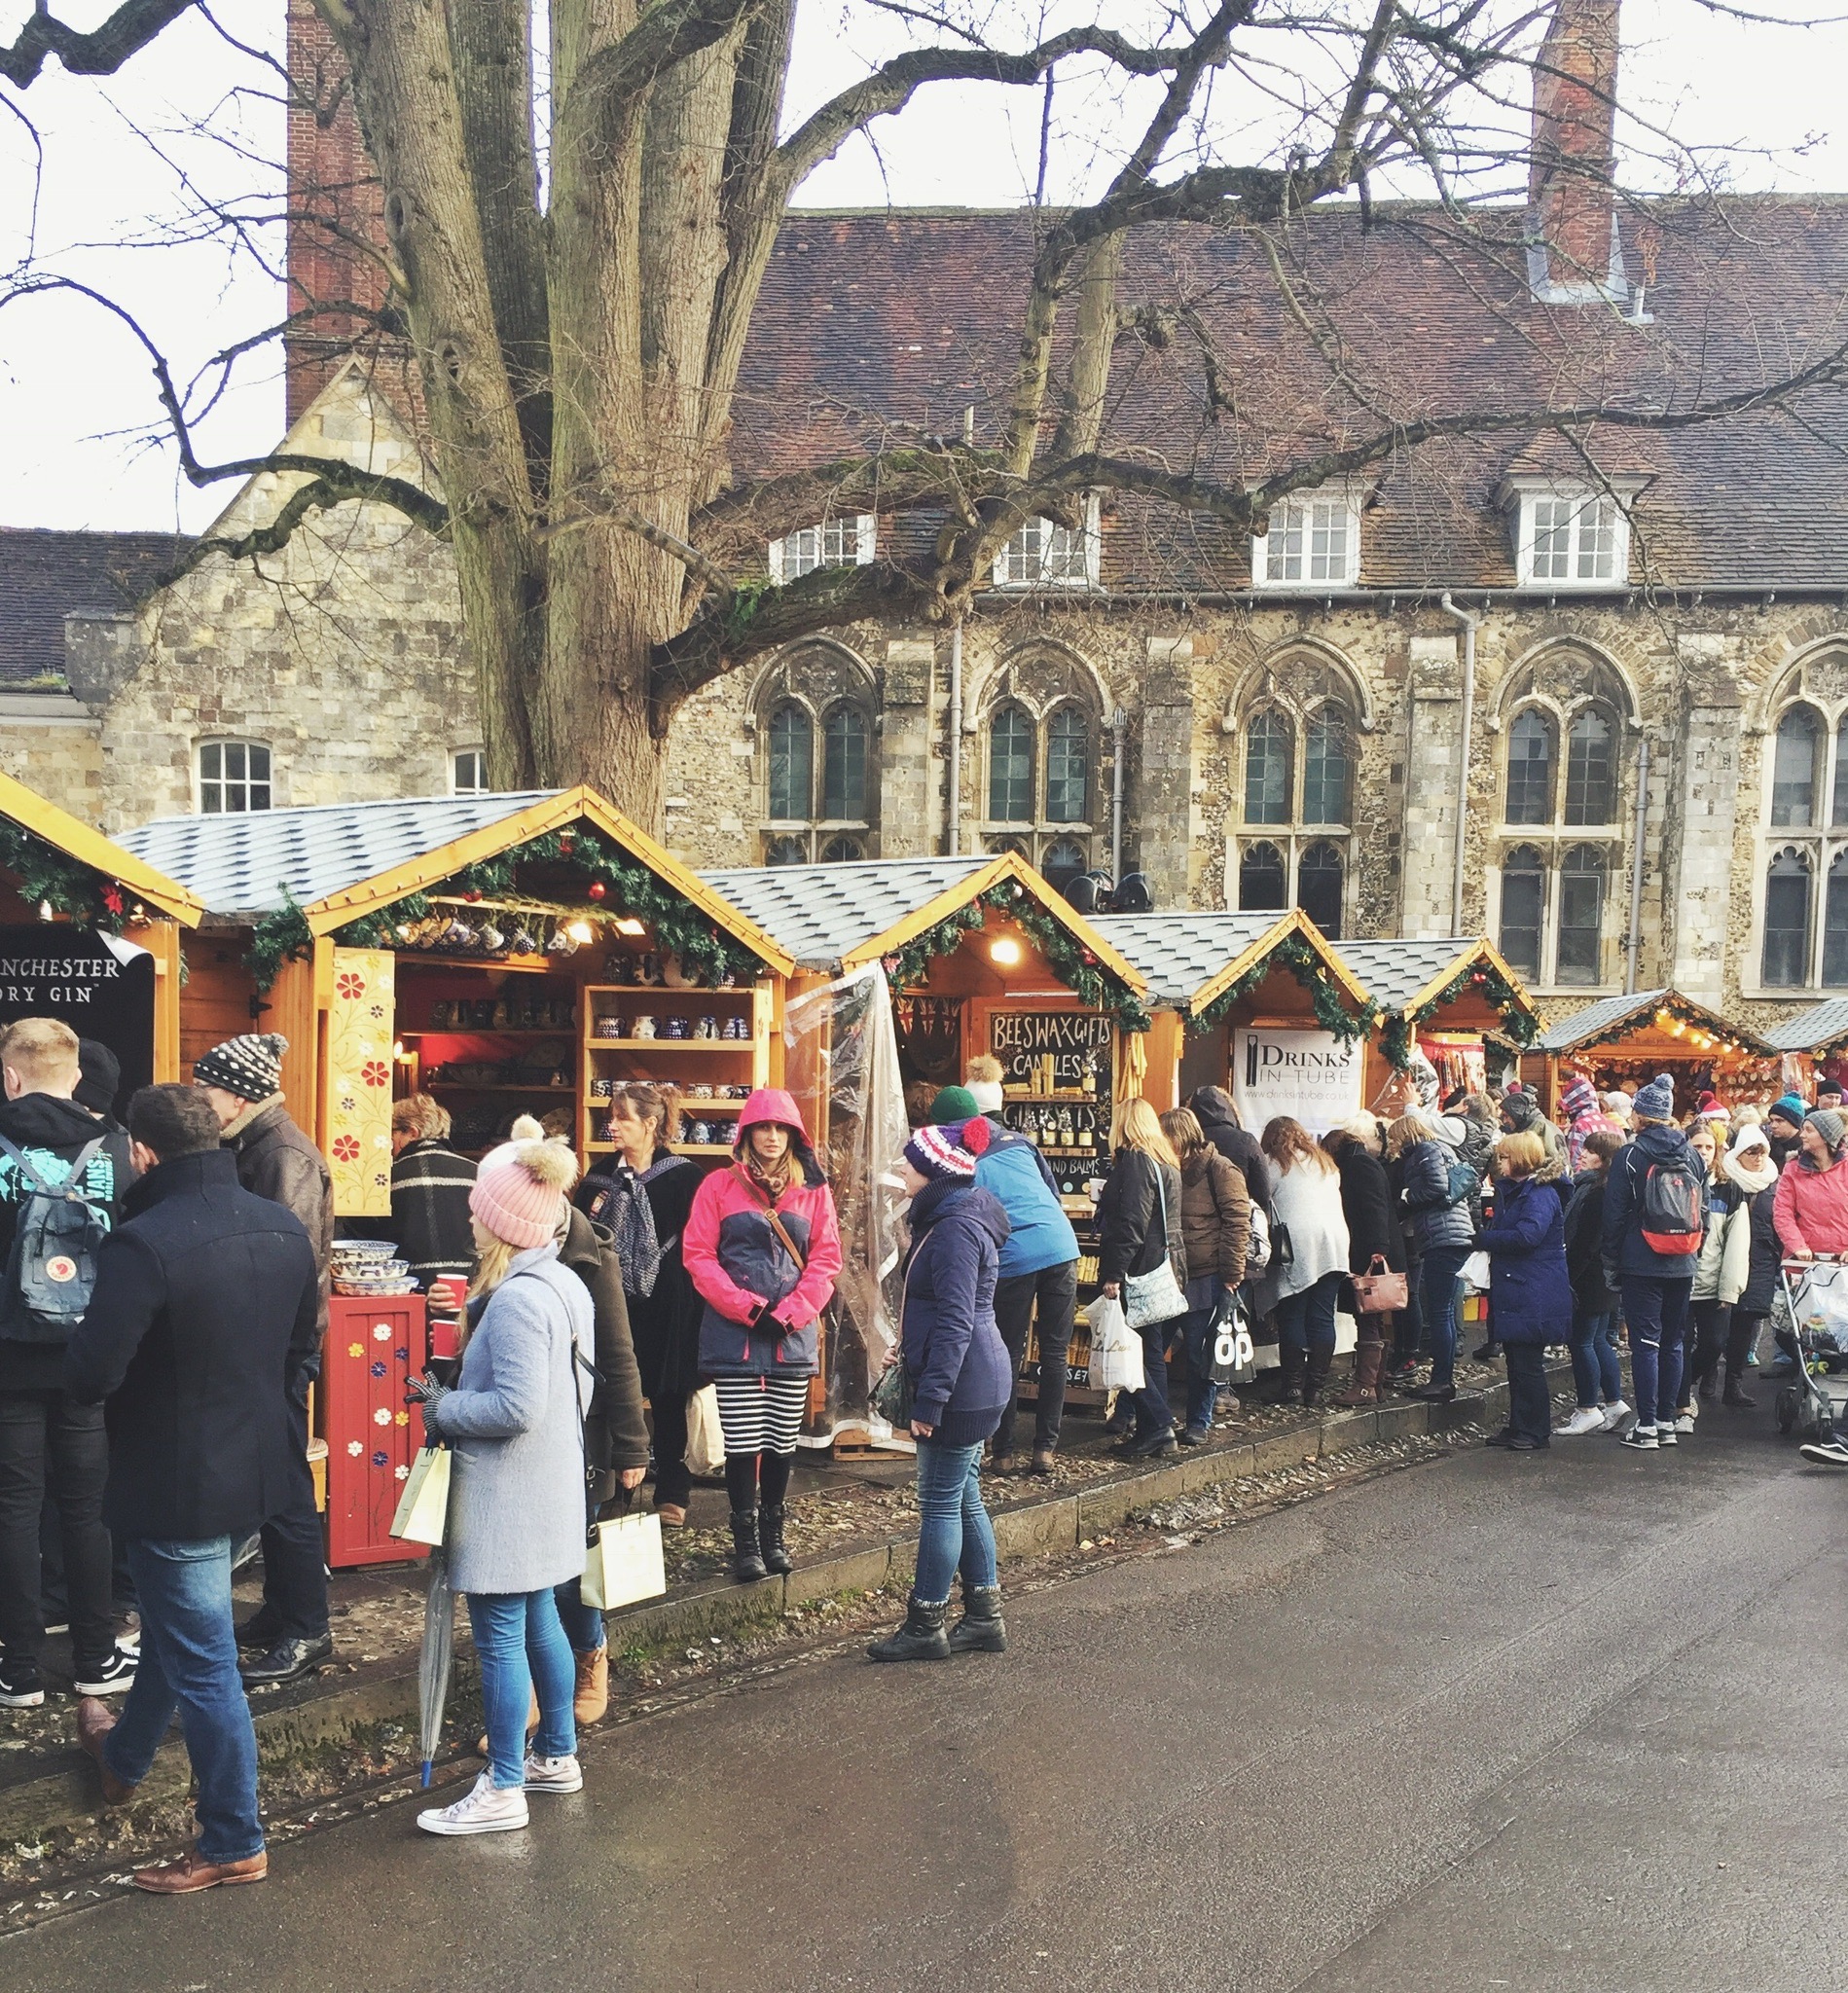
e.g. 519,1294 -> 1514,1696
1111,707 -> 1127,883
1625,733 -> 1649,994
947,619 -> 963,856
1439,594 -> 1479,935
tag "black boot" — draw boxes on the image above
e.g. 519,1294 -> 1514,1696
1266,1351 -> 1306,1406
729,1508 -> 768,1583
867,1595 -> 950,1662
758,1503 -> 793,1576
1302,1345 -> 1334,1408
1722,1375 -> 1757,1408
947,1583 -> 1007,1654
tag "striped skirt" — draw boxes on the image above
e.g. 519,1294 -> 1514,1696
713,1373 -> 808,1457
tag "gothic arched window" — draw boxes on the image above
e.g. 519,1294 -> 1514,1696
988,706 -> 1035,823
1297,840 -> 1345,936
1564,711 -> 1615,825
1243,708 -> 1293,825
767,704 -> 814,822
1238,840 -> 1287,913
1772,707 -> 1823,829
1045,707 -> 1089,824
1505,709 -> 1556,825
1763,848 -> 1813,988
1499,844 -> 1545,981
822,706 -> 867,821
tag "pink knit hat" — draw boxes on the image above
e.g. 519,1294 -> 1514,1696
469,1140 -> 576,1250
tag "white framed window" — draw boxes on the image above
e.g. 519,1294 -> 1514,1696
991,501 -> 1102,590
1513,486 -> 1629,588
197,740 -> 272,815
769,515 -> 875,584
451,747 -> 488,796
1252,489 -> 1361,588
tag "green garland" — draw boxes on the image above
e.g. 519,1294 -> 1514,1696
1378,958 -> 1539,1070
244,823 -> 766,992
0,816 -> 136,931
885,881 -> 1151,1032
1188,932 -> 1376,1041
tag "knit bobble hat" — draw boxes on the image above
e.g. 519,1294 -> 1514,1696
904,1117 -> 988,1181
194,1032 -> 288,1103
1770,1093 -> 1810,1129
966,1077 -> 1005,1114
1632,1072 -> 1676,1121
1807,1106 -> 1848,1152
1696,1092 -> 1730,1123
471,1139 -> 578,1250
1731,1123 -> 1770,1158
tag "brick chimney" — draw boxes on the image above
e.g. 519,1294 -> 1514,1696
1526,0 -> 1627,304
284,0 -> 390,421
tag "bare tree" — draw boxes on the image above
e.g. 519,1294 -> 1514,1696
5,0 -> 1846,826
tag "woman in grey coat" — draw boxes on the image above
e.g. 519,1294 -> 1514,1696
408,1140 -> 594,1838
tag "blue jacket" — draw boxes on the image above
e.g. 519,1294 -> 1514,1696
1477,1174 -> 1573,1343
1601,1125 -> 1705,1281
899,1177 -> 1012,1448
1399,1135 -> 1476,1253
971,1122 -> 1078,1279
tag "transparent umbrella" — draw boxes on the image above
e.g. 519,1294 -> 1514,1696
417,1544 -> 456,1788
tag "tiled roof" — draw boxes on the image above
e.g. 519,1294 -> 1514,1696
120,792 -> 558,919
1334,938 -> 1482,1013
1094,912 -> 1286,1007
0,527 -> 189,685
699,857 -> 992,969
1766,1000 -> 1848,1052
1537,990 -> 1666,1050
732,201 -> 1848,592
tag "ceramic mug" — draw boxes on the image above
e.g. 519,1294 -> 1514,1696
633,1015 -> 657,1039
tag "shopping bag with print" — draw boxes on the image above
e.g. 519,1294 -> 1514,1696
683,1382 -> 726,1476
389,1444 -> 451,1546
1085,1292 -> 1145,1393
581,1509 -> 668,1612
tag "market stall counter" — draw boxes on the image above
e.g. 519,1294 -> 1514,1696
1764,1000 -> 1848,1099
1525,989 -> 1781,1113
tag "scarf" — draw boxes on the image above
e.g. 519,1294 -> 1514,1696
604,1162 -> 663,1299
743,1148 -> 793,1204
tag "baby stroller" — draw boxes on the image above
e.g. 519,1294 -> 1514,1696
1772,1257 -> 1848,1442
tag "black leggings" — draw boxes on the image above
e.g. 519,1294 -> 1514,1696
1690,1297 -> 1730,1395
725,1450 -> 792,1510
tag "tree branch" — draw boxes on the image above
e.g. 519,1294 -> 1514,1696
0,0 -> 196,87
559,0 -> 761,131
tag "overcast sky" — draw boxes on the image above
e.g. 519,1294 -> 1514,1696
0,0 -> 1844,533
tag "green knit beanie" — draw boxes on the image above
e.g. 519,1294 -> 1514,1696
929,1085 -> 981,1125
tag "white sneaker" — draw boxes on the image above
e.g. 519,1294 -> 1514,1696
1672,1414 -> 1696,1434
417,1770 -> 529,1836
1656,1425 -> 1679,1446
1601,1400 -> 1631,1432
1554,1407 -> 1606,1435
1799,1438 -> 1848,1467
1618,1424 -> 1658,1451
72,1646 -> 137,1696
524,1753 -> 583,1794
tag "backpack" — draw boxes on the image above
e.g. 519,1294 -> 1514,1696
0,1135 -> 110,1343
1635,1150 -> 1704,1256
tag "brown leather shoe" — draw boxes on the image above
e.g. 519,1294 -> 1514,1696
655,1502 -> 688,1528
573,1646 -> 609,1726
76,1696 -> 137,1806
131,1848 -> 268,1895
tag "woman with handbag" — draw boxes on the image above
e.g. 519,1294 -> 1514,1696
1258,1118 -> 1351,1406
1159,1106 -> 1250,1444
867,1120 -> 1013,1662
683,1090 -> 843,1583
1095,1098 -> 1188,1459
1323,1117 -> 1405,1406
1389,1109 -> 1477,1404
1476,1131 -> 1572,1450
408,1140 -> 596,1836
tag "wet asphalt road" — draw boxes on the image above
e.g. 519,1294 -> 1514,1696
10,1396 -> 1844,1993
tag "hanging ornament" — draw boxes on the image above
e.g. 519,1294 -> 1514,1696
588,881 -> 607,902
510,924 -> 539,956
559,833 -> 575,856
463,888 -> 484,904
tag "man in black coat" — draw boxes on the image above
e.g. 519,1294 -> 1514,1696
1189,1086 -> 1274,1214
0,1017 -> 134,1709
195,1032 -> 335,1684
66,1084 -> 317,1895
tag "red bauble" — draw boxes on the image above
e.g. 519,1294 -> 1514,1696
463,888 -> 483,903
588,881 -> 607,901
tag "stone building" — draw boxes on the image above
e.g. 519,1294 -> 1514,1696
5,0 -> 1848,1034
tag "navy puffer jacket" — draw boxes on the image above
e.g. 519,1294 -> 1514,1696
899,1177 -> 1012,1447
1399,1135 -> 1475,1252
1477,1173 -> 1573,1343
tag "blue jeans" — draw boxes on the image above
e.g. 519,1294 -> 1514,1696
912,1438 -> 997,1605
553,1577 -> 605,1654
1275,1272 -> 1342,1360
1569,1309 -> 1621,1408
104,1537 -> 261,1865
468,1588 -> 576,1790
1168,1299 -> 1222,1431
1420,1244 -> 1473,1388
1620,1275 -> 1692,1429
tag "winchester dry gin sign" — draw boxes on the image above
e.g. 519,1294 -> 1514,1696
1231,1026 -> 1362,1137
0,928 -> 156,1111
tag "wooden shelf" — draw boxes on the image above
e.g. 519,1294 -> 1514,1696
672,1143 -> 734,1155
402,1027 -> 575,1037
586,1037 -> 753,1051
426,1082 -> 575,1095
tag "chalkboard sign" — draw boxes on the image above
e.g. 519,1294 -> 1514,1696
0,926 -> 156,1118
990,1007 -> 1113,1091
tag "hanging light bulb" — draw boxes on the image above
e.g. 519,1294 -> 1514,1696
567,920 -> 595,945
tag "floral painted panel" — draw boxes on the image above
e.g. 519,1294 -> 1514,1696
328,948 -> 395,1216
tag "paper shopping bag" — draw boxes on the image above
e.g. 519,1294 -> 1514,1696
389,1445 -> 451,1546
581,1511 -> 668,1611
683,1383 -> 726,1476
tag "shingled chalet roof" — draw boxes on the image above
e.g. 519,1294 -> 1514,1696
728,199 -> 1848,593
0,527 -> 189,687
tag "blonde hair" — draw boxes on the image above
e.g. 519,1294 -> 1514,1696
966,1054 -> 1004,1087
1113,1097 -> 1179,1170
392,1093 -> 451,1141
469,1236 -> 517,1303
1499,1130 -> 1545,1177
1159,1106 -> 1207,1163
1732,1103 -> 1764,1129
1686,1120 -> 1719,1159
1386,1110 -> 1436,1159
1263,1115 -> 1337,1177
2,1016 -> 79,1092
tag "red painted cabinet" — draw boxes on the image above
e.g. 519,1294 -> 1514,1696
323,1295 -> 429,1568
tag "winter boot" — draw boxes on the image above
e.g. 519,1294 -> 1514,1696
947,1583 -> 1007,1654
1266,1349 -> 1307,1406
1722,1372 -> 1757,1408
867,1596 -> 951,1662
1302,1344 -> 1335,1408
729,1508 -> 768,1583
1333,1339 -> 1385,1407
758,1503 -> 793,1576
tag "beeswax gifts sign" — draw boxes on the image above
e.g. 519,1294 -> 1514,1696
990,1008 -> 1112,1091
0,927 -> 155,1115
1231,1027 -> 1361,1137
